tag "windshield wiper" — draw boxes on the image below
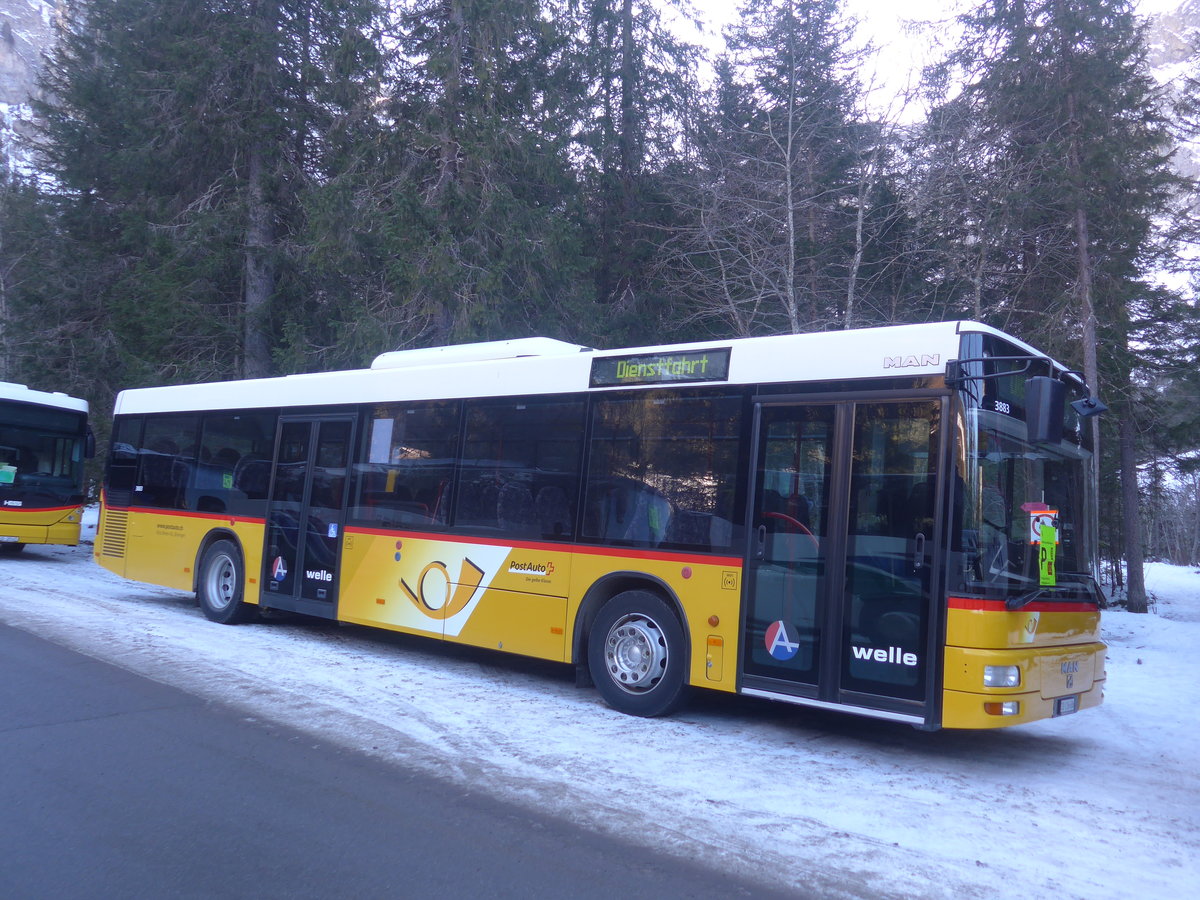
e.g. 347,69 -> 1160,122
1005,574 -> 1102,610
1006,588 -> 1049,611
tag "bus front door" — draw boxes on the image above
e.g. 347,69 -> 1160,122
262,416 -> 355,618
743,399 -> 942,721
742,404 -> 835,691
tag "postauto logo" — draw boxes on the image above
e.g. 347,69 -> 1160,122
401,558 -> 487,621
508,559 -> 555,575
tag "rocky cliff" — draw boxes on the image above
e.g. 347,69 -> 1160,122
1,0 -> 61,175
1147,0 -> 1199,179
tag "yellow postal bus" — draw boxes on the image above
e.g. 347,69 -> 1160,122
96,322 -> 1107,728
1,382 -> 91,552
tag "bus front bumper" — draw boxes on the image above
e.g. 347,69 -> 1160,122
1,507 -> 84,547
941,641 -> 1107,729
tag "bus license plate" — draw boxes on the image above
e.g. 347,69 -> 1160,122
1054,696 -> 1079,717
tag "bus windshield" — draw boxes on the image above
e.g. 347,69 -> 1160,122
952,366 -> 1099,604
0,400 -> 88,507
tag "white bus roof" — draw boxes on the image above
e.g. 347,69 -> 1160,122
112,321 -> 1051,416
0,381 -> 89,415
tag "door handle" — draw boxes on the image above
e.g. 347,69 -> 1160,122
755,524 -> 767,560
914,532 -> 926,570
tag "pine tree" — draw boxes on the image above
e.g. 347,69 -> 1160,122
0,174 -> 82,390
571,0 -> 700,340
919,0 -> 1187,611
383,0 -> 595,346
661,0 -> 874,336
31,0 -> 391,384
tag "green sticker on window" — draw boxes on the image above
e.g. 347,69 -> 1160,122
223,472 -> 234,490
1038,522 -> 1057,586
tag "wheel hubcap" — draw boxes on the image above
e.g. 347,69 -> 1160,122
604,614 -> 668,694
205,554 -> 236,610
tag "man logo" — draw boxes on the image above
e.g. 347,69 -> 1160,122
884,354 -> 941,369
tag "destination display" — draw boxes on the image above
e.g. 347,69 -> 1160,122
589,348 -> 731,387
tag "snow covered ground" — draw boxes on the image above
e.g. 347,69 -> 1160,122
2,515 -> 1197,899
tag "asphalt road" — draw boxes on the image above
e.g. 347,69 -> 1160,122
0,620 -> 793,899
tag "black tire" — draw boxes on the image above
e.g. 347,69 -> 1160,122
0,542 -> 26,554
197,539 -> 255,624
587,590 -> 687,717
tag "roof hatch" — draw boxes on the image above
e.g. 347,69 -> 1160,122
371,337 -> 589,371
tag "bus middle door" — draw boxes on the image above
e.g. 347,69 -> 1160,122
262,416 -> 354,618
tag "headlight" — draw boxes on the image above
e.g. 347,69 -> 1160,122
984,665 -> 1021,688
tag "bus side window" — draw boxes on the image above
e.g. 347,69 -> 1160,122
534,485 -> 572,539
194,412 -> 277,515
137,415 -> 199,510
584,391 -> 742,551
105,417 -> 143,505
350,401 -> 460,529
454,397 -> 586,539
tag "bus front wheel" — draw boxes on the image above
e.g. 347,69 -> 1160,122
588,590 -> 687,717
197,539 -> 255,625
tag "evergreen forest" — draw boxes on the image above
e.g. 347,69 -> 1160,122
1,0 -> 1198,606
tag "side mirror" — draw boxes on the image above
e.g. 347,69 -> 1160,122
1070,396 -> 1108,418
1025,376 -> 1065,444
85,427 -> 97,460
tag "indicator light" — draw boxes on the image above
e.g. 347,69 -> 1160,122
984,701 -> 1020,716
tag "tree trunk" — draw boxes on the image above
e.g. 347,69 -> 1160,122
846,142 -> 883,329
846,161 -> 864,329
0,228 -> 9,381
1120,409 -> 1148,612
784,0 -> 801,333
241,0 -> 280,379
432,0 -> 464,203
1071,203 -> 1106,587
618,0 -> 636,178
243,144 -> 275,379
1192,476 -> 1200,565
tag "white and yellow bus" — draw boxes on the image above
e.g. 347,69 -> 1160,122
96,322 -> 1107,728
1,382 -> 91,553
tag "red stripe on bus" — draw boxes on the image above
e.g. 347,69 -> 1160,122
948,596 -> 1098,613
115,506 -> 267,526
2,504 -> 81,514
102,508 -> 742,568
345,525 -> 743,568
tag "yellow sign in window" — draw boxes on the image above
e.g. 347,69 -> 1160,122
1039,522 -> 1058,586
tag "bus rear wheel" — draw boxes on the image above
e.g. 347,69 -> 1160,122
588,590 -> 687,717
197,539 -> 255,625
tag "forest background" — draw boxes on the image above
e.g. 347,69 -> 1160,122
0,0 -> 1198,609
